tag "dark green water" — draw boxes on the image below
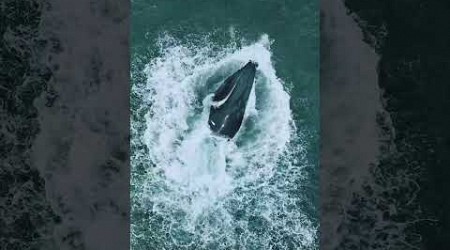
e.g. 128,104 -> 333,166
342,0 -> 450,248
131,1 -> 319,249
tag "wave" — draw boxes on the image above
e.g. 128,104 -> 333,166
131,34 -> 316,249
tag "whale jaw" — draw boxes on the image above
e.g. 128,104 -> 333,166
208,61 -> 257,139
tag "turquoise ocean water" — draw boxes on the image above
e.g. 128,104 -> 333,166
131,1 -> 319,249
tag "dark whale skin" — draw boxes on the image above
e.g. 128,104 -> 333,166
208,61 -> 257,138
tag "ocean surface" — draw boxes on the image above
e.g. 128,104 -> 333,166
130,1 -> 319,249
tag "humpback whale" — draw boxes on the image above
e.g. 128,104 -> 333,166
208,61 -> 258,138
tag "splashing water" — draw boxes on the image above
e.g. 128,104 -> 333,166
131,34 -> 317,249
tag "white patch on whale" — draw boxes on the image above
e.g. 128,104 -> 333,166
211,77 -> 239,109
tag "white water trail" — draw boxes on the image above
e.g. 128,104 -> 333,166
131,34 -> 316,249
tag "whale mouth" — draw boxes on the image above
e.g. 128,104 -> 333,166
208,61 -> 258,138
